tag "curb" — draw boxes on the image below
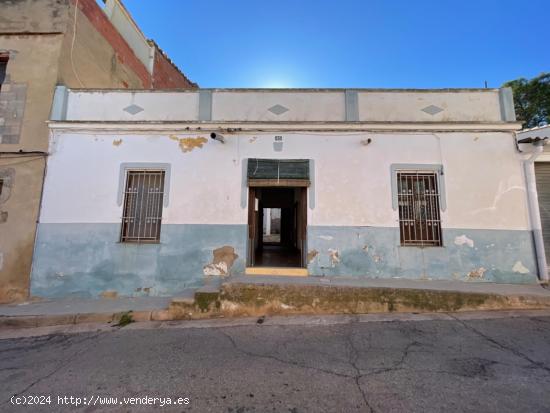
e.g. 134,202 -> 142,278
0,309 -> 173,330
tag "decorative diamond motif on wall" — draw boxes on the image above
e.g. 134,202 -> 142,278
268,104 -> 289,115
123,104 -> 144,115
421,105 -> 444,116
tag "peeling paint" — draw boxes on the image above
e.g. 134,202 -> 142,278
328,248 -> 340,267
363,245 -> 369,253
100,290 -> 118,299
203,262 -> 228,276
203,246 -> 238,276
170,135 -> 208,153
372,255 -> 382,263
307,250 -> 318,263
467,267 -> 486,278
319,235 -> 333,241
249,136 -> 257,143
455,235 -> 474,248
512,261 -> 529,274
112,138 -> 123,146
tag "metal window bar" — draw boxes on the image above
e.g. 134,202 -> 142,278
397,171 -> 442,246
120,170 -> 165,243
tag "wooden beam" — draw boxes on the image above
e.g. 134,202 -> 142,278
248,179 -> 310,187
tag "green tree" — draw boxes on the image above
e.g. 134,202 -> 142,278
503,73 -> 550,129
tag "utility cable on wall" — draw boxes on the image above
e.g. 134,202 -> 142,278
70,0 -> 85,88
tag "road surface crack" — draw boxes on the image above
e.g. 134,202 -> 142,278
344,323 -> 375,413
1,331 -> 107,405
448,314 -> 550,374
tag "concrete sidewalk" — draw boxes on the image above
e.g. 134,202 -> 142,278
1,277 -> 550,329
0,294 -> 185,329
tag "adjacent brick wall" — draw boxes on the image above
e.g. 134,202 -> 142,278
151,43 -> 197,89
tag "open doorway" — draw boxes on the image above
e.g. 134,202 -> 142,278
248,187 -> 307,269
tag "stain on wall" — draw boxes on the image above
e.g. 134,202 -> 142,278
169,135 -> 208,153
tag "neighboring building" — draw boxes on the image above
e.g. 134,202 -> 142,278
29,87 -> 544,299
0,0 -> 196,303
518,125 -> 550,277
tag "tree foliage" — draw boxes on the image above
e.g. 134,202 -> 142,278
503,73 -> 550,129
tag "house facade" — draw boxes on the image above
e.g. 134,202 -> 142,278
29,87 -> 544,299
0,0 -> 195,303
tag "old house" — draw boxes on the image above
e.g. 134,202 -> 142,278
0,0 -> 196,302
28,87 -> 546,299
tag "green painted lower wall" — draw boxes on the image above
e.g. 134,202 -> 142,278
30,224 -> 539,299
307,226 -> 539,284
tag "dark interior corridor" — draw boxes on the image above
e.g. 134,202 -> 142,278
248,187 -> 307,268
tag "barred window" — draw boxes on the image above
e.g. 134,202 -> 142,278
120,170 -> 165,243
397,171 -> 442,246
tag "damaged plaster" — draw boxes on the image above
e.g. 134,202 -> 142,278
203,246 -> 239,277
467,267 -> 487,279
169,135 -> 208,153
112,138 -> 123,146
328,248 -> 340,267
307,250 -> 318,263
455,235 -> 474,248
512,261 -> 529,274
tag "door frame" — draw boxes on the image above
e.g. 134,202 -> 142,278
246,186 -> 308,272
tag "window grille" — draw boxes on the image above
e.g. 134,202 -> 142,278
120,170 -> 165,243
397,171 -> 442,246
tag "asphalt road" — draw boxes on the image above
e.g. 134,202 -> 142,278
1,312 -> 550,413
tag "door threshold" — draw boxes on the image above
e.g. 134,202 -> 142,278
245,267 -> 308,277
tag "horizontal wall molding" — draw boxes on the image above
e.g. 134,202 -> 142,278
48,121 -> 522,133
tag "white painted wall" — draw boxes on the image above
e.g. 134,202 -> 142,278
66,91 -> 199,121
61,89 -> 509,123
358,91 -> 502,122
41,130 -> 529,231
212,91 -> 345,122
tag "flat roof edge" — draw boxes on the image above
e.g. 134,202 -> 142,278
63,87 -> 503,93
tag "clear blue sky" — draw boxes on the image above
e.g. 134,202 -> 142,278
123,0 -> 548,89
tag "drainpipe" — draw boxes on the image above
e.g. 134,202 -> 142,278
521,137 -> 549,283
